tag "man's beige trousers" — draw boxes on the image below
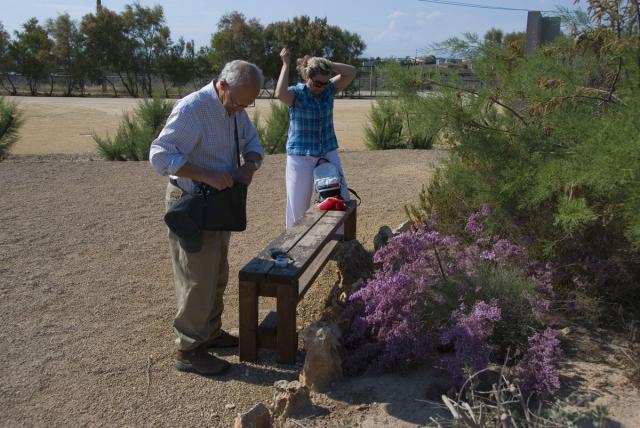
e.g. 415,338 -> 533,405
165,183 -> 231,351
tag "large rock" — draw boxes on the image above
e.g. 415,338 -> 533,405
299,322 -> 343,392
332,240 -> 373,292
272,380 -> 311,420
320,241 -> 373,322
234,403 -> 272,428
393,219 -> 413,235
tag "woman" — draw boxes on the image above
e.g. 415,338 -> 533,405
275,47 -> 357,228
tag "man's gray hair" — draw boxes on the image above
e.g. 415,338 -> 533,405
219,60 -> 264,88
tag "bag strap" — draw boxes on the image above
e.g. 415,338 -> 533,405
315,157 -> 330,167
234,116 -> 241,168
348,187 -> 362,205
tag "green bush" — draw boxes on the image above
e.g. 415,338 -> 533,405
250,109 -> 266,149
464,266 -> 540,360
364,99 -> 403,150
252,102 -> 289,154
406,130 -> 434,149
94,98 -> 174,161
402,29 -> 640,307
0,97 -> 23,160
264,102 -> 289,154
365,91 -> 435,150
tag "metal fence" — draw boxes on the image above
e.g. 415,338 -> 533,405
1,64 -> 481,98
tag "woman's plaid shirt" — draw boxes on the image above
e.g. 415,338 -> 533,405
286,81 -> 339,157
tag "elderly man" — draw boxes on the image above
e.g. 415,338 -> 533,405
150,60 -> 264,375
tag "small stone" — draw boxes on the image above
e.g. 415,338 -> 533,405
373,225 -> 394,251
234,403 -> 271,428
225,403 -> 236,410
392,220 -> 413,235
272,380 -> 311,420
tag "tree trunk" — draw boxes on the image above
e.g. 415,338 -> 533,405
0,75 -> 17,95
105,77 -> 118,97
145,73 -> 153,98
161,75 -> 169,98
119,72 -> 138,97
28,78 -> 36,96
65,77 -> 74,97
48,75 -> 55,96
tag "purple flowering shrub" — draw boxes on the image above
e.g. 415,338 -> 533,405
516,328 -> 564,398
341,206 -> 564,398
441,300 -> 501,385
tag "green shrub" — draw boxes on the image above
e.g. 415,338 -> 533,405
263,102 -> 289,154
464,266 -> 540,360
364,99 -> 404,150
0,97 -> 23,160
252,102 -> 289,154
406,130 -> 434,149
250,109 -> 266,149
402,30 -> 640,307
94,98 -> 174,161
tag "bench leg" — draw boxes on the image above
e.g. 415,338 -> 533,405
276,285 -> 298,364
239,281 -> 258,362
344,203 -> 357,241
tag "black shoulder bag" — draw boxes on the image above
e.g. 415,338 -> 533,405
164,117 -> 248,249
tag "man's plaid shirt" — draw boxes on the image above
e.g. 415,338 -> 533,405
286,81 -> 339,157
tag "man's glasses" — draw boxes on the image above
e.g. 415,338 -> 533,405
227,89 -> 253,109
311,79 -> 330,88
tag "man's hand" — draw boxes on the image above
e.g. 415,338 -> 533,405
203,170 -> 234,190
232,164 -> 255,186
280,48 -> 290,66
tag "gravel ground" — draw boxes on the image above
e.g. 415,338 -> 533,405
0,149 -> 448,426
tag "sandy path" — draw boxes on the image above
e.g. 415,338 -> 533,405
7,97 -> 374,155
0,150 -> 447,426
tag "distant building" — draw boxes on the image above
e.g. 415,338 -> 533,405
416,55 -> 436,65
525,11 -> 561,54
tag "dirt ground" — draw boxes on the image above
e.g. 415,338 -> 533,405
6,96 -> 375,155
1,98 -> 639,427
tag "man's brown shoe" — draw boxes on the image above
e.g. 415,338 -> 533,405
205,330 -> 239,348
175,347 -> 230,375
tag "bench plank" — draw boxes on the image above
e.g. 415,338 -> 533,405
267,204 -> 355,285
261,208 -> 327,256
298,238 -> 340,298
239,208 -> 326,283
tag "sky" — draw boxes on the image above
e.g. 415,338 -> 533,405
2,0 -> 582,58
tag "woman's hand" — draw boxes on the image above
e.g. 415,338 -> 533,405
276,47 -> 294,106
280,48 -> 290,66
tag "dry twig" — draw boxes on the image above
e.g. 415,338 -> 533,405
145,356 -> 152,397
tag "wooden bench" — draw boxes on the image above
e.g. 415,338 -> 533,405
238,201 -> 357,364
